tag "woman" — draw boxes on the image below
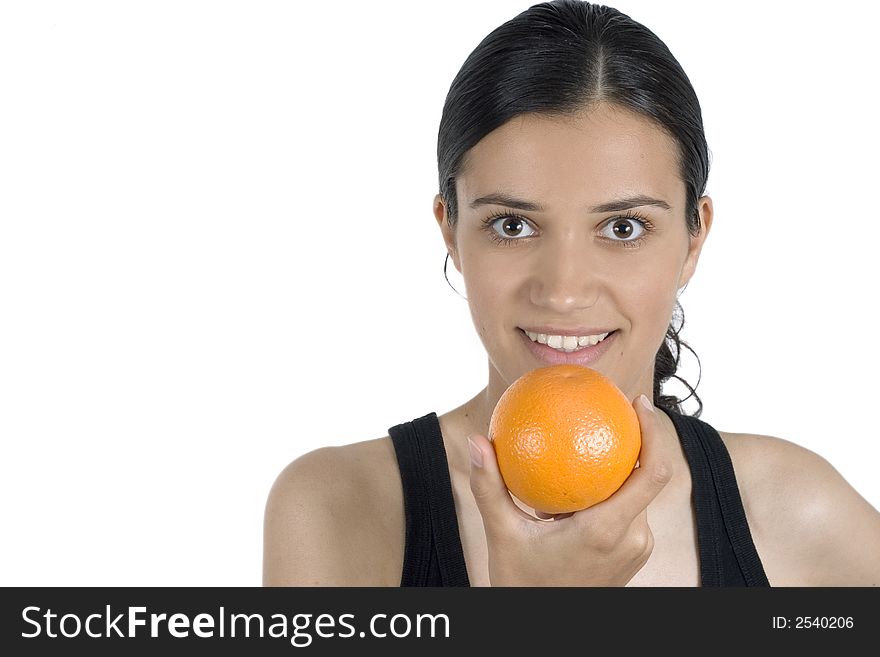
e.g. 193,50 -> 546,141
263,0 -> 880,586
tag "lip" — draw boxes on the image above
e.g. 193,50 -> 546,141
519,327 -> 617,366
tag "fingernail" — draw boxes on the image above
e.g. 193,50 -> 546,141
639,394 -> 655,413
467,436 -> 483,468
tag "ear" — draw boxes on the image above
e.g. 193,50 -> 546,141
677,195 -> 714,290
434,194 -> 461,272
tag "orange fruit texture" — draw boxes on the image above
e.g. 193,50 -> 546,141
489,364 -> 642,515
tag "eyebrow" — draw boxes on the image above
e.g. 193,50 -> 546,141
468,192 -> 672,214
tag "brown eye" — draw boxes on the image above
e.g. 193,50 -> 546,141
603,216 -> 648,243
612,220 -> 634,238
487,214 -> 535,241
501,216 -> 525,236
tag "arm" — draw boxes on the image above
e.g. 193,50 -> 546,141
263,448 -> 345,585
738,435 -> 880,586
795,452 -> 880,586
263,447 -> 379,586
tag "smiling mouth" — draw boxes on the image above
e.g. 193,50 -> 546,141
520,328 -> 617,353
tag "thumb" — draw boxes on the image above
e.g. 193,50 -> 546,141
467,434 -> 532,527
632,394 -> 674,486
595,394 -> 674,521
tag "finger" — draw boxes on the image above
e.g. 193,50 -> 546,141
589,395 -> 673,522
467,433 -> 535,527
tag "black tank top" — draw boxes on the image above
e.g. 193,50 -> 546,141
388,407 -> 770,587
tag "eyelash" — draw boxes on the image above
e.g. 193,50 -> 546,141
480,210 -> 656,249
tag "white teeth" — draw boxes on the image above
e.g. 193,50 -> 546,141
524,330 -> 611,353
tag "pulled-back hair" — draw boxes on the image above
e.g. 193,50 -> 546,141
437,0 -> 706,416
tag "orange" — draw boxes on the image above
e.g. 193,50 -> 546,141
489,364 -> 641,514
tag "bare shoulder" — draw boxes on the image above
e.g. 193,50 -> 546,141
719,430 -> 880,586
262,436 -> 404,586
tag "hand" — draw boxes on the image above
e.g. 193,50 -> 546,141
468,394 -> 674,586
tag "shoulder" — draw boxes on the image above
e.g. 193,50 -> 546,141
719,430 -> 880,586
262,436 -> 405,586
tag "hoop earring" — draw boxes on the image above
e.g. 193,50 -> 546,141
444,253 -> 468,300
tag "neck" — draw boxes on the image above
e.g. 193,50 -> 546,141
454,387 -> 494,440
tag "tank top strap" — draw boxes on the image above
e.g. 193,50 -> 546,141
661,407 -> 770,587
388,412 -> 471,587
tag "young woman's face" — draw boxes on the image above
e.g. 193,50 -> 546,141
435,103 -> 712,402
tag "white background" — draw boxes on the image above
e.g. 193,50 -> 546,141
2,1 -> 877,586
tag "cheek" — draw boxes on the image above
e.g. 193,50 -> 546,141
628,270 -> 676,306
621,261 -> 679,344
462,256 -> 516,338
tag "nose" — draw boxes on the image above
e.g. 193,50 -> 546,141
528,240 -> 600,313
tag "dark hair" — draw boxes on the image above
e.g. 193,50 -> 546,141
437,0 -> 706,417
